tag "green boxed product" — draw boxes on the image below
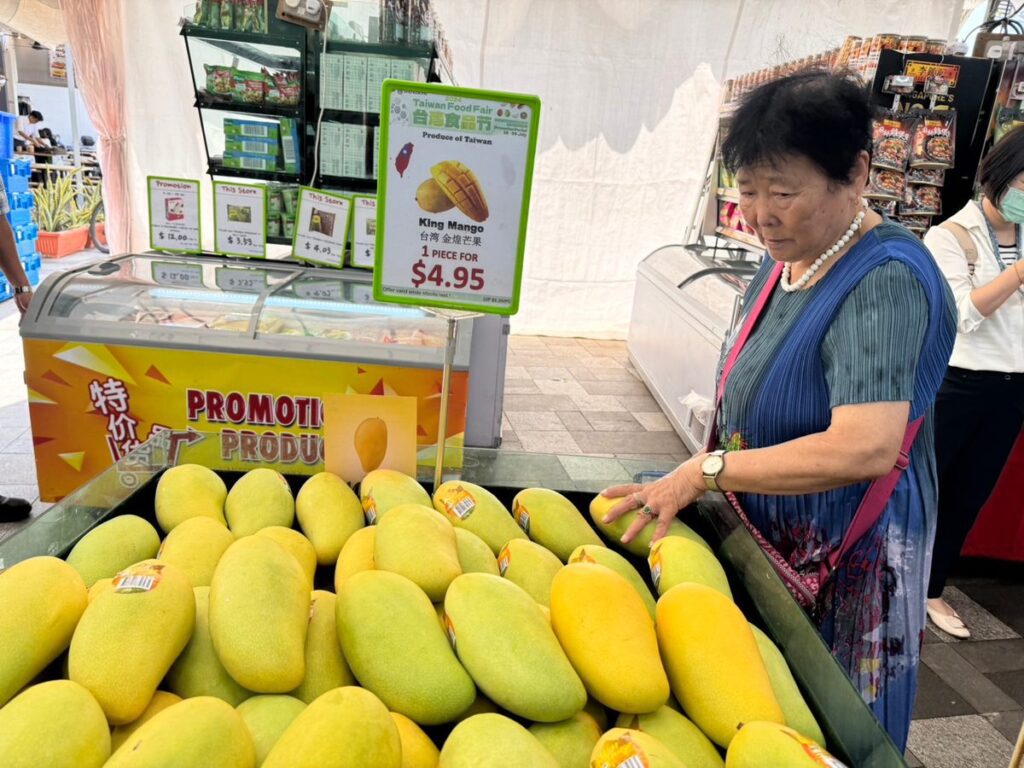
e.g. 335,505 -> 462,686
222,152 -> 277,172
224,118 -> 280,140
224,136 -> 279,157
267,216 -> 281,237
268,185 -> 284,218
279,118 -> 300,174
282,214 -> 295,238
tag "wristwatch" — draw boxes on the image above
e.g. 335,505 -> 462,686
13,286 -> 31,294
701,450 -> 727,492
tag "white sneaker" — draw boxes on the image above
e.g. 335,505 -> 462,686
927,604 -> 971,639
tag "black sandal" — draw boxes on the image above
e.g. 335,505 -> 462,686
0,496 -> 31,523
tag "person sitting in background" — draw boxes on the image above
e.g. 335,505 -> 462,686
16,110 -> 45,150
921,126 -> 1024,638
13,102 -> 30,152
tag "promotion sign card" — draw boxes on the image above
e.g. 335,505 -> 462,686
213,181 -> 267,259
350,195 -> 377,269
323,393 -> 417,485
374,81 -> 541,314
292,187 -> 353,268
148,176 -> 201,253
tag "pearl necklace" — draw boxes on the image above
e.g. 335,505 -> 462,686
780,210 -> 866,292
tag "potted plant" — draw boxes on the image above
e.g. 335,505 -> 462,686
33,171 -> 96,258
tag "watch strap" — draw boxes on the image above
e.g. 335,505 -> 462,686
13,285 -> 31,294
702,450 -> 726,492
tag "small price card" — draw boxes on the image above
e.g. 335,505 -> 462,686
213,181 -> 267,259
148,176 -> 201,253
350,195 -> 377,269
215,267 -> 268,294
295,278 -> 344,301
151,260 -> 203,288
292,187 -> 353,268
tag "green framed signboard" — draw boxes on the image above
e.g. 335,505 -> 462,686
213,181 -> 268,259
373,80 -> 541,315
148,176 -> 201,254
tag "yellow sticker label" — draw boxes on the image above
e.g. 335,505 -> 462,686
592,734 -> 650,768
362,494 -> 377,525
785,731 -> 847,767
438,485 -> 475,521
512,499 -> 530,534
648,546 -> 663,592
112,563 -> 165,594
443,612 -> 457,652
497,545 -> 511,576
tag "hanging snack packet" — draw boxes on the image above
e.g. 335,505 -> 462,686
901,184 -> 942,216
204,65 -> 234,97
220,0 -> 235,29
274,71 -> 302,106
911,111 -> 956,169
898,214 -> 931,232
906,167 -> 945,186
865,168 -> 905,201
206,0 -> 222,28
871,199 -> 898,217
263,69 -> 283,104
871,111 -> 914,171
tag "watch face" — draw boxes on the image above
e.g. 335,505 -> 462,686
703,455 -> 725,476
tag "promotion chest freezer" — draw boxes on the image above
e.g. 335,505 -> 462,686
19,253 -> 508,501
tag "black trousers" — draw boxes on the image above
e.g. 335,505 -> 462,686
928,367 -> 1024,599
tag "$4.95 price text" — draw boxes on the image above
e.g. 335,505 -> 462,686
412,261 -> 485,290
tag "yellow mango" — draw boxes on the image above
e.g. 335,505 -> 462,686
236,695 -> 306,767
290,590 -> 355,703
392,711 -> 441,768
225,468 -> 295,536
749,625 -> 824,745
295,472 -> 364,565
375,503 -> 462,601
498,537 -> 562,606
725,721 -> 844,768
591,728 -> 686,768
157,516 -> 234,587
334,525 -> 376,591
649,535 -> 732,599
0,680 -> 109,768
656,583 -> 783,747
105,696 -> 256,768
433,481 -> 527,554
0,556 -> 87,707
155,463 -> 227,533
512,488 -> 602,561
529,712 -> 601,768
209,537 -> 309,693
355,416 -> 388,472
110,691 -> 182,753
166,587 -> 251,705
360,468 -> 431,523
337,570 -> 476,725
568,544 -> 656,619
616,707 -> 724,768
454,527 -> 500,575
69,560 -> 195,724
550,562 -> 668,713
455,692 -> 501,720
88,577 -> 114,603
588,494 -> 711,556
263,687 -> 401,768
255,526 -> 317,589
584,697 -> 609,730
439,713 -> 559,767
66,514 -> 161,588
444,573 -> 585,722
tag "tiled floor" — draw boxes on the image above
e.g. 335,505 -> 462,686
0,259 -> 1022,765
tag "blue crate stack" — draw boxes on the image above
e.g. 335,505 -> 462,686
0,110 -> 38,302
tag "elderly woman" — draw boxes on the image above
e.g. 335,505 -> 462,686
603,71 -> 955,749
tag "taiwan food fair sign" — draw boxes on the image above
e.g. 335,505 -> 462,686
374,81 -> 541,315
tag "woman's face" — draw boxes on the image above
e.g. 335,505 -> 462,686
735,152 -> 868,264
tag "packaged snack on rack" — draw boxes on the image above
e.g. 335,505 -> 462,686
906,167 -> 945,186
871,199 -> 898,217
901,184 -> 942,215
232,70 -> 265,105
865,168 -> 906,200
898,214 -> 932,231
220,0 -> 235,29
204,65 -> 234,97
911,111 -> 956,169
871,111 -> 915,170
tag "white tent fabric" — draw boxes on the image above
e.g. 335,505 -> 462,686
0,0 -> 65,49
117,0 -> 961,336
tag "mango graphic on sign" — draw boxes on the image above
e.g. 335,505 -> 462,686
414,161 -> 489,222
354,417 -> 388,472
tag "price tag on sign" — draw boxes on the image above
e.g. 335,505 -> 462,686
213,181 -> 267,259
374,81 -> 541,315
148,176 -> 201,253
350,195 -> 376,269
292,187 -> 352,269
215,266 -> 267,294
151,261 -> 203,288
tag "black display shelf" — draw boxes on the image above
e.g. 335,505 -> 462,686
181,23 -> 303,69
325,38 -> 433,60
208,164 -> 302,184
320,109 -> 380,126
195,94 -> 302,119
318,175 -> 378,193
267,235 -> 293,246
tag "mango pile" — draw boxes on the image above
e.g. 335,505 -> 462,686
0,464 -> 843,768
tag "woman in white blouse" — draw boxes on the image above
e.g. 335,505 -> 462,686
922,127 -> 1024,638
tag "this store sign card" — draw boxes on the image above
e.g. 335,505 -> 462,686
374,81 -> 541,314
350,195 -> 377,269
323,393 -> 417,484
148,176 -> 201,254
213,181 -> 267,259
292,187 -> 353,269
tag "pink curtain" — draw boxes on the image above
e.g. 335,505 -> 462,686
58,0 -> 129,254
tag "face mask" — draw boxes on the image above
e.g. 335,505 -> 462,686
999,188 -> 1024,224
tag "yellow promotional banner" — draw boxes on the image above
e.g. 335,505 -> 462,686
23,339 -> 467,501
324,394 -> 418,483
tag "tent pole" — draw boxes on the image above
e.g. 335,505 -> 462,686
66,44 -> 81,191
